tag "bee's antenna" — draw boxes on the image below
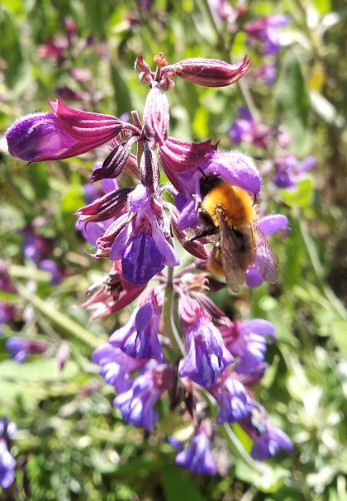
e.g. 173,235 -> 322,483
198,167 -> 207,178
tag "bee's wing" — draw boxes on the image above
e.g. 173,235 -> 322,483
253,225 -> 279,284
215,207 -> 246,293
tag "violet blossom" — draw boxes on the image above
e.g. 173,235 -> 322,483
178,296 -> 233,387
229,107 -> 271,149
109,289 -> 164,361
273,155 -> 316,189
0,417 -> 17,489
5,337 -> 47,363
92,343 -> 144,393
241,402 -> 293,460
175,423 -> 216,475
221,319 -> 276,375
244,15 -> 289,56
209,372 -> 252,423
114,361 -> 173,431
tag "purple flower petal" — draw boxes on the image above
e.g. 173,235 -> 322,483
122,233 -> 165,285
0,442 -> 16,489
175,429 -> 216,475
109,300 -> 164,361
258,215 -> 289,237
113,366 -> 161,431
201,151 -> 262,194
246,266 -> 264,287
251,425 -> 293,460
214,378 -> 252,423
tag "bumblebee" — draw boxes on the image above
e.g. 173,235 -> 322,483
194,175 -> 278,293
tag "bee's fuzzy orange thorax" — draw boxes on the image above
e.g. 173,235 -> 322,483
201,182 -> 256,228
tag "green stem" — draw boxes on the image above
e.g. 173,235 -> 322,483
16,283 -> 102,349
221,423 -> 268,474
10,264 -> 51,282
200,0 -> 260,121
299,220 -> 347,321
203,391 -> 265,473
163,267 -> 185,359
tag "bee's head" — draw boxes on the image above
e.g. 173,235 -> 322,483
199,172 -> 222,198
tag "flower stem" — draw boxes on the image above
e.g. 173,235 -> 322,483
299,220 -> 347,321
15,282 -> 102,349
163,267 -> 185,360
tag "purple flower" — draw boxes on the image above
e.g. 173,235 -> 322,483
109,290 -> 164,361
0,416 -> 17,489
104,184 -> 179,285
229,107 -> 270,148
19,225 -> 53,262
5,337 -> 47,363
113,361 -> 165,431
244,15 -> 289,56
241,402 -> 293,460
175,426 -> 216,475
179,297 -> 233,387
0,441 -> 16,489
251,423 -> 293,460
221,319 -> 276,375
92,343 -> 143,393
0,417 -> 17,439
252,61 -> 277,86
39,259 -> 62,285
273,155 -> 316,189
168,436 -> 184,452
245,214 -> 289,288
6,98 -> 124,162
210,375 -> 252,423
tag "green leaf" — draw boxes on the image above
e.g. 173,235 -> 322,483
110,64 -> 133,116
279,178 -> 314,208
331,319 -> 347,358
275,51 -> 311,156
235,461 -> 289,493
315,0 -> 331,15
0,6 -> 29,93
161,466 -> 206,501
0,359 -> 78,381
61,187 -> 84,214
84,0 -> 106,39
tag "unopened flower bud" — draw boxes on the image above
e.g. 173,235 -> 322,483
134,55 -> 152,73
173,56 -> 251,87
139,71 -> 154,86
153,52 -> 168,68
143,86 -> 169,146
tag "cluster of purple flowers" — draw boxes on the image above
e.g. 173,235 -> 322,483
6,53 -> 293,474
38,17 -> 107,104
20,221 -> 64,285
0,417 -> 17,489
206,3 -> 289,85
230,106 -> 316,188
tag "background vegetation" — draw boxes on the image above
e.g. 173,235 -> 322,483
0,0 -> 347,499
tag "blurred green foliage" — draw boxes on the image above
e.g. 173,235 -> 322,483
0,0 -> 347,499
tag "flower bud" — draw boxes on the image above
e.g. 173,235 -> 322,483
173,56 -> 251,87
153,52 -> 168,68
143,86 -> 169,146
